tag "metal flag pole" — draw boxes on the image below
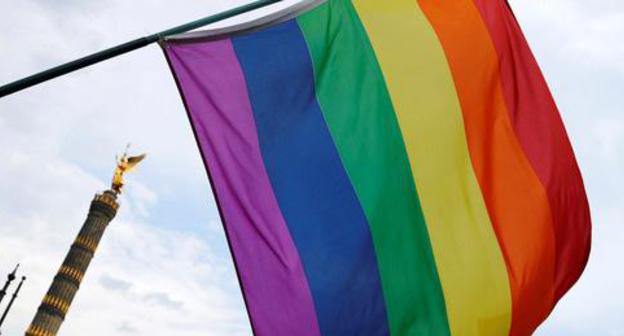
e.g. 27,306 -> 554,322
0,265 -> 19,306
0,0 -> 283,98
0,276 -> 26,331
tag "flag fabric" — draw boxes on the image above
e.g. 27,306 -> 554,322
161,0 -> 591,335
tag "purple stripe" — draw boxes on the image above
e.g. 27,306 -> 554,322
164,39 -> 321,336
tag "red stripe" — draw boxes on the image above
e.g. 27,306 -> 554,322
472,0 -> 592,303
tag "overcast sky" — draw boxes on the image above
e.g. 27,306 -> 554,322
0,1 -> 622,335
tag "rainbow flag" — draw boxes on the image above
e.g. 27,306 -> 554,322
161,0 -> 591,335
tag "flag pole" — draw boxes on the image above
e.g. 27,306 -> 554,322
0,0 -> 283,98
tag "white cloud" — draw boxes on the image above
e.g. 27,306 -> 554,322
0,1 -> 275,335
0,138 -> 249,335
0,0 -> 305,333
512,0 -> 624,75
590,117 -> 624,165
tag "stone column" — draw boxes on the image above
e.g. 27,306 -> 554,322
25,190 -> 118,336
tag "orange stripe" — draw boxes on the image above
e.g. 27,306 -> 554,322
418,1 -> 556,334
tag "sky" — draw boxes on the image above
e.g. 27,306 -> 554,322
0,1 -> 622,335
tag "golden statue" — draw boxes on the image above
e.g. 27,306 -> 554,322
111,146 -> 146,194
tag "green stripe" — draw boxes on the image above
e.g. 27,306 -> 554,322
297,2 -> 450,335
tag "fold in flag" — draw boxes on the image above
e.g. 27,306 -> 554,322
161,1 -> 591,335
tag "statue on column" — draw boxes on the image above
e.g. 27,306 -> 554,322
111,145 -> 146,194
26,147 -> 146,336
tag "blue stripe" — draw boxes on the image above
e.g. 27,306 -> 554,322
232,20 -> 390,336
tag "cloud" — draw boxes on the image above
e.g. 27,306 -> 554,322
116,321 -> 139,334
99,274 -> 133,293
591,117 -> 624,165
0,1 -> 308,333
0,138 -> 250,335
0,1 -> 275,334
142,292 -> 184,311
510,0 -> 624,75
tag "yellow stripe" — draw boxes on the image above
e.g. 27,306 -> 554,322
351,1 -> 512,335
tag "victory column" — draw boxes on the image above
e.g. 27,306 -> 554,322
25,151 -> 145,336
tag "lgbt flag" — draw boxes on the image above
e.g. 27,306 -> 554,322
161,0 -> 591,335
